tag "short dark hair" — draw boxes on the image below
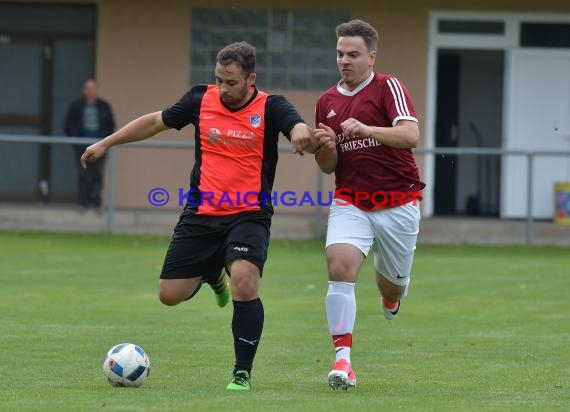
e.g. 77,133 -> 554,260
336,19 -> 378,52
216,42 -> 256,77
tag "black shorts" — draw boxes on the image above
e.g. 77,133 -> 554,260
160,210 -> 271,280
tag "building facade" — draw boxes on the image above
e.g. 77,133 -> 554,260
1,0 -> 570,219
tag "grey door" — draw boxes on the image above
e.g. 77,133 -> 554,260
503,49 -> 570,218
0,4 -> 95,202
0,38 -> 43,200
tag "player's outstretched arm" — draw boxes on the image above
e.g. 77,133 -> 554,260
314,123 -> 338,174
80,111 -> 168,168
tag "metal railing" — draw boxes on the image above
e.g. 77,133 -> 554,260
1,134 -> 570,244
0,133 -> 325,236
411,147 -> 570,245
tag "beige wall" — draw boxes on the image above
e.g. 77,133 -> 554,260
97,0 -> 192,209
5,0 -> 570,210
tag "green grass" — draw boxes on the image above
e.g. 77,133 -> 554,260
0,231 -> 568,411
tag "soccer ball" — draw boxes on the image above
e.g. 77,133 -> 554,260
102,343 -> 150,387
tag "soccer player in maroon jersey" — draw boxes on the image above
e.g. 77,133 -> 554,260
313,20 -> 426,390
80,42 -> 320,391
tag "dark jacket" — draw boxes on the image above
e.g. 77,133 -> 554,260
64,98 -> 115,138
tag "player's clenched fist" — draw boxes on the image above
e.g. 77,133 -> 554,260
314,123 -> 337,152
291,123 -> 319,155
80,141 -> 108,168
340,118 -> 370,139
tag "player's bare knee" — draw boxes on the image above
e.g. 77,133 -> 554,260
231,280 -> 258,300
232,289 -> 258,301
158,289 -> 181,306
158,294 -> 178,306
231,274 -> 259,300
328,260 -> 357,282
158,284 -> 185,306
228,260 -> 260,300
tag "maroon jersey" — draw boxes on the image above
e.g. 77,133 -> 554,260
316,72 -> 426,210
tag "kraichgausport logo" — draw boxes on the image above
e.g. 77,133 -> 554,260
146,188 -> 421,208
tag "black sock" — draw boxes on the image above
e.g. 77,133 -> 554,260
232,298 -> 264,376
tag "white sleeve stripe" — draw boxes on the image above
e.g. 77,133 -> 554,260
387,77 -> 410,117
392,115 -> 418,127
386,78 -> 404,117
389,77 -> 410,116
392,77 -> 411,116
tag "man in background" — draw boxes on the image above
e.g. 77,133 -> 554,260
64,79 -> 115,210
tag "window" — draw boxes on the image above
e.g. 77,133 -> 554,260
520,22 -> 570,48
0,4 -> 95,34
438,20 -> 505,35
191,8 -> 349,90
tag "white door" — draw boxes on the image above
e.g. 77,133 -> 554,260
502,49 -> 570,218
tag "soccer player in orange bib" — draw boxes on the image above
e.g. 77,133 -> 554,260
81,42 -> 319,391
313,20 -> 426,390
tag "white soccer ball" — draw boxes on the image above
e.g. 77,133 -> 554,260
102,343 -> 150,387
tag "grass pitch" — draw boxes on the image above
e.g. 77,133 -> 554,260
0,230 -> 568,411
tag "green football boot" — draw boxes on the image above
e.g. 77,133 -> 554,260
208,272 -> 230,308
226,370 -> 250,391
215,278 -> 230,308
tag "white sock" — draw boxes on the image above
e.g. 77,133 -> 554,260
326,281 -> 356,364
326,281 -> 356,335
335,346 -> 351,363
